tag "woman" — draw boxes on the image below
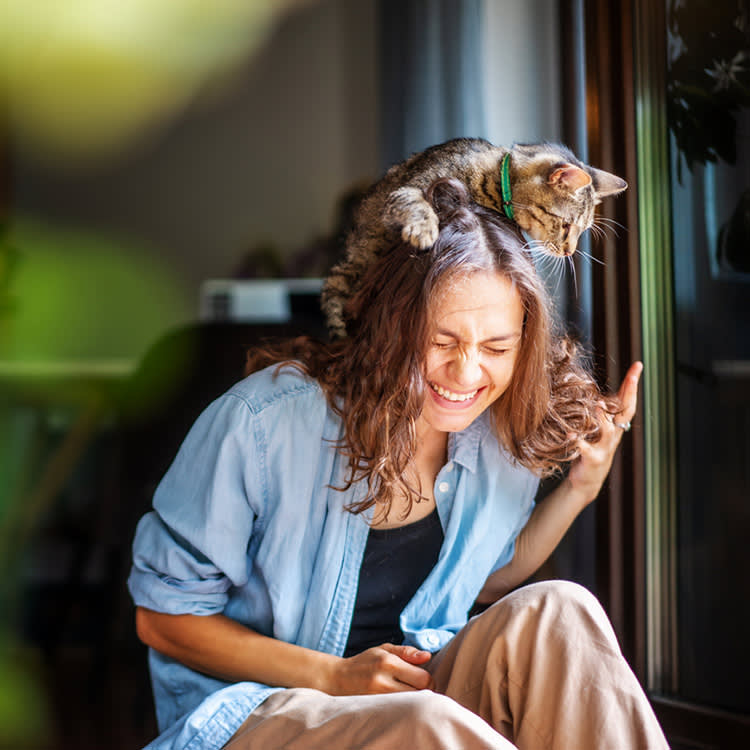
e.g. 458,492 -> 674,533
129,179 -> 668,749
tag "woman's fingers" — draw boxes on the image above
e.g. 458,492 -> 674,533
379,644 -> 433,690
381,643 -> 432,665
614,361 -> 643,426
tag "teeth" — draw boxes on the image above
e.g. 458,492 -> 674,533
430,382 -> 478,402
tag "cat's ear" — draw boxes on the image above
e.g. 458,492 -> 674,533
548,164 -> 592,193
589,167 -> 628,202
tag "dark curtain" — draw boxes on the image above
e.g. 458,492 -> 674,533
378,0 -> 486,169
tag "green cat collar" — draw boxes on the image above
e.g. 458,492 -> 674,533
500,153 -> 515,220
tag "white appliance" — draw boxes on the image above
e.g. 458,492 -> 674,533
199,278 -> 324,323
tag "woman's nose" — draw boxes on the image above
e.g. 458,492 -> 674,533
452,349 -> 482,384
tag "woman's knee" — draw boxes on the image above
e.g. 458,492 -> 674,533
525,579 -> 600,608
520,580 -> 619,646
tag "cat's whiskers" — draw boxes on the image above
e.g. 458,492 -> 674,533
575,247 -> 606,267
588,223 -> 607,242
592,215 -> 626,240
524,239 -> 563,264
567,255 -> 578,298
521,239 -> 550,262
595,215 -> 626,229
527,247 -> 557,281
552,257 -> 568,297
524,240 -> 571,296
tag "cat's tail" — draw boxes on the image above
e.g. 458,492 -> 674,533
320,265 -> 350,339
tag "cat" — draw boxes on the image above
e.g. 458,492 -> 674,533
321,137 -> 627,338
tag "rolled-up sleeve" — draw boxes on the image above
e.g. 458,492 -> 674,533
128,392 -> 264,616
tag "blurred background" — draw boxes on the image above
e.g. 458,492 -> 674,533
0,0 -> 748,748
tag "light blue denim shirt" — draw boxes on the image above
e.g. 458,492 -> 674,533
128,364 -> 538,750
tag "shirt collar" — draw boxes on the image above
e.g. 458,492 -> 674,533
447,411 -> 491,474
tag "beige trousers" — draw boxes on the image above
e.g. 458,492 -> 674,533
224,581 -> 669,749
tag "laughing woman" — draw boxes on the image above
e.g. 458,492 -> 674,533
129,179 -> 668,749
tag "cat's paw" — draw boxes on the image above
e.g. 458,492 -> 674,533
401,214 -> 439,249
385,187 -> 439,249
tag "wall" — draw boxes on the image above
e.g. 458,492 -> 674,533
8,0 -> 562,361
482,0 -> 561,145
8,0 -> 379,360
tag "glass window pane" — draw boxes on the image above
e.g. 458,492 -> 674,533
666,0 -> 750,714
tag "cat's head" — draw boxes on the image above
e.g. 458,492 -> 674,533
508,143 -> 627,257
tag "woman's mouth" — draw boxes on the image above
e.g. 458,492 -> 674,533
428,381 -> 483,406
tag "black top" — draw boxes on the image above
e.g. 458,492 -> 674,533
343,507 -> 444,657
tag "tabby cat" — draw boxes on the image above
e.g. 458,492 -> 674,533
321,137 -> 627,338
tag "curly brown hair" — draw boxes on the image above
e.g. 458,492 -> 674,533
246,179 -> 616,518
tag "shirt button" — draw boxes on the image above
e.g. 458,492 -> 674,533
438,481 -> 450,493
425,633 -> 440,647
445,461 -> 454,473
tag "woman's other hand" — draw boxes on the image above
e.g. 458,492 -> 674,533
324,644 -> 433,695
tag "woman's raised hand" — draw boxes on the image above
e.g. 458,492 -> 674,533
566,361 -> 643,506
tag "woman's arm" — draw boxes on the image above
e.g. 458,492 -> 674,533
477,361 -> 643,603
135,607 -> 433,694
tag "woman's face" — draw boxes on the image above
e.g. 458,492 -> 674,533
419,270 -> 524,437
